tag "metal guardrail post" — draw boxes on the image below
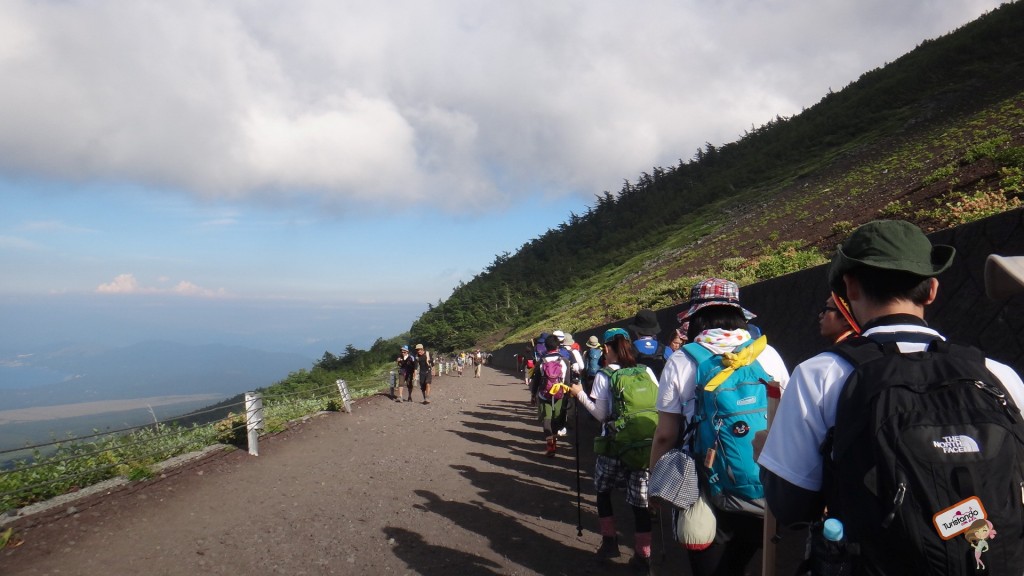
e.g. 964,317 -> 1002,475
244,392 -> 265,456
335,379 -> 353,413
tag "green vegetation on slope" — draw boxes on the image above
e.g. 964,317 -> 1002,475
409,1 -> 1024,351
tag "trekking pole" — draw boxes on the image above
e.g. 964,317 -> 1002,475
574,389 -> 583,537
760,379 -> 782,576
658,504 -> 667,560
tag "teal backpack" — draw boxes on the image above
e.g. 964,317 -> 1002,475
682,339 -> 772,515
595,365 -> 659,470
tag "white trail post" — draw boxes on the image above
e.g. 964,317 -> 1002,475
336,379 -> 353,413
244,392 -> 265,456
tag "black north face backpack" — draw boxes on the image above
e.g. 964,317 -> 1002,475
822,334 -> 1024,575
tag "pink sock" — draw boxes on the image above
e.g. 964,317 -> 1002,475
599,516 -> 616,537
635,532 -> 652,558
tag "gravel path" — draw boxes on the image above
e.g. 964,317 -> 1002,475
0,366 -> 701,575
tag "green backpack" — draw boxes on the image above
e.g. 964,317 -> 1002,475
595,365 -> 659,470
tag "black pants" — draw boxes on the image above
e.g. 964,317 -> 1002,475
688,509 -> 763,576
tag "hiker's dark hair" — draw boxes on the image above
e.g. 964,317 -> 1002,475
686,306 -> 748,342
606,335 -> 637,367
841,267 -> 933,305
544,335 -> 560,352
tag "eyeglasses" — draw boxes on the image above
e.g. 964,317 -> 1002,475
819,306 -> 839,316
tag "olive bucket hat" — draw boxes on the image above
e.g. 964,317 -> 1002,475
827,220 -> 955,290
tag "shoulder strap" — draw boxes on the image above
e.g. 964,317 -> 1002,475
702,336 -> 767,392
681,342 -> 713,364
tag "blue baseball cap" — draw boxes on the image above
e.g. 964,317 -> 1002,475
603,327 -> 630,344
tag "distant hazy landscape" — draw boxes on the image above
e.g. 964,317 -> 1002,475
0,341 -> 312,451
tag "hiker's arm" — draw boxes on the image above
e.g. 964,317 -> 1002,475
569,383 -> 608,421
761,468 -> 824,527
649,410 -> 681,470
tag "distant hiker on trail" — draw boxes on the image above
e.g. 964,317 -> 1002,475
474,349 -> 484,378
521,344 -> 535,388
650,278 -> 790,576
456,352 -> 465,377
759,221 -> 1024,574
531,334 -> 570,457
414,344 -> 433,404
570,327 -> 659,572
628,309 -> 667,379
395,345 -> 416,403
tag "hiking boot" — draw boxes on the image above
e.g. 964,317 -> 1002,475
545,436 -> 557,457
596,536 -> 620,560
557,427 -> 568,437
627,553 -> 651,575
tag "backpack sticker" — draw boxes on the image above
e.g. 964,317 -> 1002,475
932,496 -> 987,540
732,421 -> 750,437
965,518 -> 997,571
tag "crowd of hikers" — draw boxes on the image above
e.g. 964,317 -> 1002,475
392,346 -> 490,403
520,220 -> 1024,576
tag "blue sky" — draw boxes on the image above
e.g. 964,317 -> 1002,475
0,0 -> 1005,358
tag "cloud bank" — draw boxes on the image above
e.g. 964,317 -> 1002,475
0,0 -> 1002,213
96,273 -> 227,298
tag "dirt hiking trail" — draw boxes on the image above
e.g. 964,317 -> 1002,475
0,366 -> 726,575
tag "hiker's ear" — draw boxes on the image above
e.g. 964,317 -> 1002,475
924,277 -> 939,306
842,273 -> 860,303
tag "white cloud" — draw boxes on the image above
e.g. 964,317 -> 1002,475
96,273 -> 227,298
0,0 -> 1004,212
0,235 -> 39,251
96,273 -> 141,294
18,220 -> 95,234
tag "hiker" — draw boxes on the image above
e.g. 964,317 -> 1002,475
395,345 -> 416,403
649,277 -> 790,576
474,349 -> 484,377
665,324 -> 687,355
583,335 -> 604,395
530,334 -> 570,457
628,309 -> 667,379
556,333 -> 585,438
563,333 -> 585,380
456,352 -> 465,377
569,327 -> 658,572
818,293 -> 859,344
414,343 -> 433,404
759,220 -> 1024,574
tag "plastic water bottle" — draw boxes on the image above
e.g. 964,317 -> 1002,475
823,518 -> 844,542
810,518 -> 854,576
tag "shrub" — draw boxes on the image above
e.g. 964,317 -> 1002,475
945,191 -> 1022,225
830,220 -> 855,237
924,164 -> 956,185
214,413 -> 248,447
879,199 -> 912,218
753,242 -> 826,280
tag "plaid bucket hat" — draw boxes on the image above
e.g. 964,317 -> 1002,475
677,278 -> 755,322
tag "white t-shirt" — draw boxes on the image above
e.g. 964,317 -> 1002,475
655,341 -> 791,423
758,324 -> 1024,492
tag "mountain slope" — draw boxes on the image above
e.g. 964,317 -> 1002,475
410,1 -> 1024,350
